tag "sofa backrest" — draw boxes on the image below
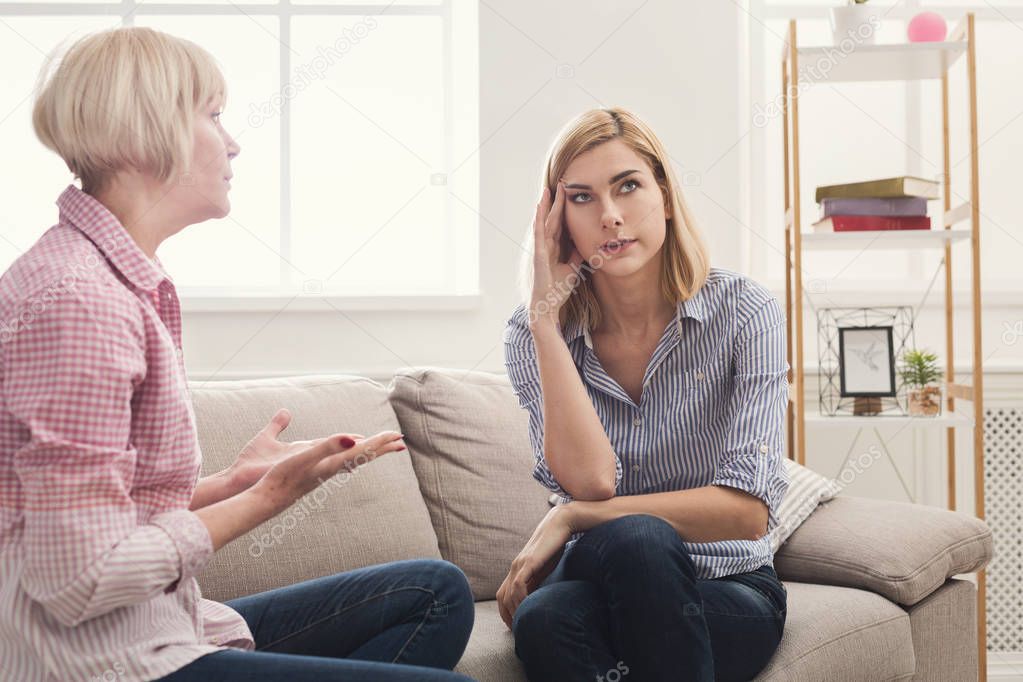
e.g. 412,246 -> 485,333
190,375 -> 442,603
389,367 -> 552,600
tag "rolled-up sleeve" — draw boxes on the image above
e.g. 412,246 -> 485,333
712,293 -> 790,530
503,305 -> 622,498
5,287 -> 213,628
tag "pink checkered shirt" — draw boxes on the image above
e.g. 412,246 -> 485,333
0,186 -> 254,682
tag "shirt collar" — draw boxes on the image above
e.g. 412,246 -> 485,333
57,185 -> 168,293
562,286 -> 707,348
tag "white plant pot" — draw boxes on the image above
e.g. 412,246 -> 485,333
830,4 -> 879,45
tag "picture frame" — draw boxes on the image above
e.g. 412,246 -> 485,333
838,326 -> 896,398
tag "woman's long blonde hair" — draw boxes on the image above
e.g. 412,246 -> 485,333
522,107 -> 710,331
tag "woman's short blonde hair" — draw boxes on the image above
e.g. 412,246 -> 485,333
521,107 -> 711,331
33,27 -> 226,194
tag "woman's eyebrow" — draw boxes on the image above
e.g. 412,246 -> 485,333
564,169 -> 640,190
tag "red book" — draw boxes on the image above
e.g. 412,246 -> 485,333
812,214 -> 931,232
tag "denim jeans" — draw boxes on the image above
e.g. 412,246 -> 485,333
513,515 -> 787,682
158,559 -> 476,682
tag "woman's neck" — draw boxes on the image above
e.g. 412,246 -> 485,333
591,261 -> 675,340
90,175 -> 184,259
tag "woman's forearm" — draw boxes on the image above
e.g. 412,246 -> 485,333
563,485 -> 769,543
193,485 -> 288,552
531,316 -> 618,500
189,468 -> 246,511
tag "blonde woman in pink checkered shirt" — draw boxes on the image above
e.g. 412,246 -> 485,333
0,27 -> 474,682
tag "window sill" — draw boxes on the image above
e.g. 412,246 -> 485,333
179,293 -> 484,313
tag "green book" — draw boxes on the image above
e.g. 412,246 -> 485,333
814,176 -> 940,203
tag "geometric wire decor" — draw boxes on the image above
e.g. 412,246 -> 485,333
817,306 -> 916,416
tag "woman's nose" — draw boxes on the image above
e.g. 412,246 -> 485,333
601,205 -> 623,229
224,133 -> 241,160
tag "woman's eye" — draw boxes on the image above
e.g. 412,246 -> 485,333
569,192 -> 591,204
621,179 -> 639,193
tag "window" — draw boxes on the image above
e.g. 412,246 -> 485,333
0,0 -> 479,299
743,0 -> 1023,294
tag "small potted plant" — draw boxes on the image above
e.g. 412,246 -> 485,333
899,349 -> 943,417
830,0 -> 878,46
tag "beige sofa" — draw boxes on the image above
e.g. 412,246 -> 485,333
191,370 -> 994,681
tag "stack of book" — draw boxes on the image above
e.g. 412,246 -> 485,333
812,176 -> 940,232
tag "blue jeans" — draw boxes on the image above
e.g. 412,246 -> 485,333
158,559 -> 476,681
513,515 -> 787,682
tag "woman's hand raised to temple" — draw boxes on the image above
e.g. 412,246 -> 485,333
529,181 -> 584,328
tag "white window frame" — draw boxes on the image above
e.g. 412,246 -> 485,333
0,0 -> 480,312
741,0 -> 1022,304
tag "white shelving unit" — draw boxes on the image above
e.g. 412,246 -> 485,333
795,40 -> 966,82
802,411 -> 973,427
800,226 -> 971,250
781,14 -> 989,678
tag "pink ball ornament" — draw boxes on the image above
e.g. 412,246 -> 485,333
907,11 -> 948,42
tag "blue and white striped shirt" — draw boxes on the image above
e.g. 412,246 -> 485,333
503,268 -> 790,580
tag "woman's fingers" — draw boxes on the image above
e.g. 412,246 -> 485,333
262,408 -> 292,438
545,181 -> 565,241
510,571 -> 529,611
539,184 -> 552,218
319,431 -> 405,477
532,200 -> 546,256
567,247 -> 585,271
498,591 -> 512,630
496,578 -> 510,628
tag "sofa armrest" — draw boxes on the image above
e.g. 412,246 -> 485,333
774,495 -> 993,607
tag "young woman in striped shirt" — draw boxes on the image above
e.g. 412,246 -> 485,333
499,108 -> 790,682
0,27 -> 473,682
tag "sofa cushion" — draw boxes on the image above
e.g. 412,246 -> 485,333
458,583 -> 915,682
190,375 -> 442,602
906,578 -> 977,682
774,495 -> 993,607
388,368 -> 552,600
769,458 -> 841,552
755,582 -> 915,681
455,601 -> 525,682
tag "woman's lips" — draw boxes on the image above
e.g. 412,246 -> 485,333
599,238 -> 637,255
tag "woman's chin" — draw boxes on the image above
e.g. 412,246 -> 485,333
190,202 -> 230,225
206,195 -> 231,220
591,253 -> 648,278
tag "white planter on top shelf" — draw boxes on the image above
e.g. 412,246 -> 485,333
830,2 -> 880,46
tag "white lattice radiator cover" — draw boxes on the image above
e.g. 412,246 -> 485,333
985,407 -> 1022,652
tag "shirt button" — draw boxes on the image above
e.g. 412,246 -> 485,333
176,347 -> 184,359
633,416 -> 642,427
759,443 -> 769,454
631,464 -> 641,473
696,371 -> 705,381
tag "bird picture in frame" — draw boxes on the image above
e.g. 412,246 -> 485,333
838,326 -> 897,398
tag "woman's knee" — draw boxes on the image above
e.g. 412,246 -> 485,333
512,581 -> 599,650
592,514 -> 682,554
575,514 -> 695,577
413,560 -> 474,626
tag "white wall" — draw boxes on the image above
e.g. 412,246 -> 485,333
182,0 -> 748,381
177,1 -> 1021,510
